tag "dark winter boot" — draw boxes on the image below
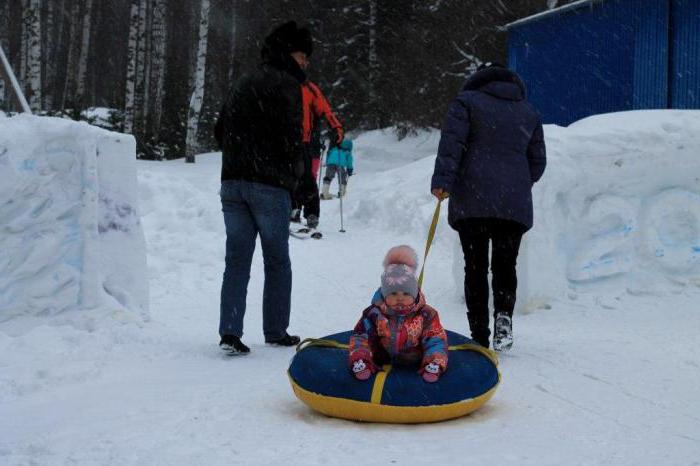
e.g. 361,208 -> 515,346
306,214 -> 319,229
467,311 -> 490,348
219,335 -> 250,355
493,314 -> 513,352
265,333 -> 301,347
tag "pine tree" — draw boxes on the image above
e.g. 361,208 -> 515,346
62,0 -> 81,112
133,0 -> 148,135
76,0 -> 93,110
367,0 -> 378,120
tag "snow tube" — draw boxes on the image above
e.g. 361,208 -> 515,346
288,330 -> 499,423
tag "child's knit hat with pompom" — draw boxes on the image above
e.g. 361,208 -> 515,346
380,245 -> 419,299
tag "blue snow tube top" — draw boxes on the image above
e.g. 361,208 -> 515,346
288,330 -> 500,423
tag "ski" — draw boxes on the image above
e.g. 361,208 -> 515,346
289,227 -> 323,240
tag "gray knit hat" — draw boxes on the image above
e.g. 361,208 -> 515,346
380,245 -> 419,299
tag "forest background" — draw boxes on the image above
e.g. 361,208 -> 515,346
0,0 -> 567,159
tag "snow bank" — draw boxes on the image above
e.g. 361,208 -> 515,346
525,110 -> 700,307
80,107 -> 119,131
346,113 -> 700,311
0,115 -> 148,331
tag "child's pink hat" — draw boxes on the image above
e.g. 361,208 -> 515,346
381,245 -> 419,298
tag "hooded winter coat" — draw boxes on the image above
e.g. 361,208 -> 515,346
325,138 -> 353,169
348,289 -> 448,374
214,37 -> 306,192
431,66 -> 546,231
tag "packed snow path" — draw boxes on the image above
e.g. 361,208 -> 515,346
2,116 -> 700,465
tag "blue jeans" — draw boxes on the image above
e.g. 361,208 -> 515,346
219,180 -> 292,340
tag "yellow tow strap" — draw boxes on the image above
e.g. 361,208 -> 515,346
370,365 -> 392,403
296,337 -> 349,352
417,198 -> 444,289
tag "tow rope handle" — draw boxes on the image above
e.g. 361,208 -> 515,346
417,198 -> 444,289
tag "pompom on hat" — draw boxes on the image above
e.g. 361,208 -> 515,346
380,245 -> 419,299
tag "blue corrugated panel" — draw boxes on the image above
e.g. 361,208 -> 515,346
508,0 -> 639,126
671,0 -> 700,108
633,0 -> 669,109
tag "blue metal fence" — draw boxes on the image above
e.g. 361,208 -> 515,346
506,0 -> 700,126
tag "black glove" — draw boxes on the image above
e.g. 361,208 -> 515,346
347,168 -> 354,176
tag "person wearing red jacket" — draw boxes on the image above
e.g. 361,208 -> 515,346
291,79 -> 344,229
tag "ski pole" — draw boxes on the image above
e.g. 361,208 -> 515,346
339,168 -> 346,233
317,145 -> 327,189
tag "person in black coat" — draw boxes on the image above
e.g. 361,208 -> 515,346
431,63 -> 546,352
213,21 -> 312,354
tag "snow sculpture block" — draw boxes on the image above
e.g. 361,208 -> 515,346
0,115 -> 148,323
522,111 -> 700,307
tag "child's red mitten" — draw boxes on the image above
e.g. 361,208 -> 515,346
422,361 -> 441,383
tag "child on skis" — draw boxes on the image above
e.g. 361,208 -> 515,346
321,138 -> 353,200
348,245 -> 449,383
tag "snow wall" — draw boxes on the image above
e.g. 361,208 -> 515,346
348,111 -> 700,312
518,110 -> 700,309
0,114 -> 148,327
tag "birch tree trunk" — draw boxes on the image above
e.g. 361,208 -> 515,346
75,0 -> 93,109
368,0 -> 378,124
26,0 -> 42,111
0,2 -> 8,109
185,0 -> 210,163
149,0 -> 167,143
123,0 -> 141,134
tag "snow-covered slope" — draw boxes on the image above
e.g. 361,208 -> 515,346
1,113 -> 699,465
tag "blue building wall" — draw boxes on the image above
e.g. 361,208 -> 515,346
671,0 -> 700,108
507,0 -> 700,126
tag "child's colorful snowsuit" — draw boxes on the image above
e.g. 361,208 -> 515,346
348,289 -> 448,375
323,138 -> 354,198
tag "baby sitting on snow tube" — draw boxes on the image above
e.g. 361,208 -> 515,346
288,244 -> 499,423
348,245 -> 448,383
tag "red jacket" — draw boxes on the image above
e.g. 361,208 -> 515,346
301,81 -> 343,145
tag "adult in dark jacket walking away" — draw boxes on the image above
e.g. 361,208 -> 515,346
430,63 -> 546,352
213,21 -> 311,353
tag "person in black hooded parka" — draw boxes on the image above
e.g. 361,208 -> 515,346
214,21 -> 313,354
430,63 -> 546,352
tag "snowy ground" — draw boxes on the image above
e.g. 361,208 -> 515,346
2,117 -> 700,465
